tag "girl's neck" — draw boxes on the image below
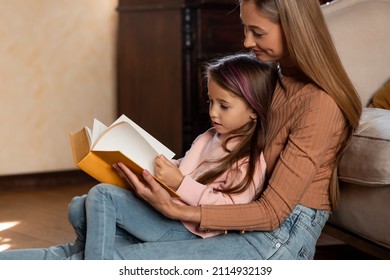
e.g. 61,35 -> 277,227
217,132 -> 227,142
216,131 -> 241,147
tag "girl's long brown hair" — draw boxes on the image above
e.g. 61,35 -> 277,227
240,0 -> 362,208
197,53 -> 277,194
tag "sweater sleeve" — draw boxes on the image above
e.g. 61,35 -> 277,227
198,89 -> 347,232
176,153 -> 266,206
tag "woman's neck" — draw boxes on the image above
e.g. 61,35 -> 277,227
279,63 -> 310,82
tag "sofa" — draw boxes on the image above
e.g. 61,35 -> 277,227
321,0 -> 390,258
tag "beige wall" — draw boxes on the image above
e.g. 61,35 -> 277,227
0,0 -> 118,175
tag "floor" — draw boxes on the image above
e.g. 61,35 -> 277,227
0,182 -> 92,251
0,182 -> 379,259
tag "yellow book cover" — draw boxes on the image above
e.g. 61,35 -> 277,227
69,115 -> 179,197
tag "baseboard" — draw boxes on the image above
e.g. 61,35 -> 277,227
0,170 -> 98,193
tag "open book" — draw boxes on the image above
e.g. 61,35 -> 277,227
70,115 -> 179,197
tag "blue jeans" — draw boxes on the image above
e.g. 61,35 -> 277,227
0,184 -> 329,260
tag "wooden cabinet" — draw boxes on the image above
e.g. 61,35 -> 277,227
116,0 -> 244,156
116,0 -> 330,156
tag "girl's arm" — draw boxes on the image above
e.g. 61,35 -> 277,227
154,155 -> 184,191
175,154 -> 266,206
154,144 -> 265,206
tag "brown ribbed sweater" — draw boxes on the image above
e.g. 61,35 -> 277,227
199,75 -> 347,232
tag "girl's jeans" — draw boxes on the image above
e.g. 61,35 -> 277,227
0,183 -> 329,260
84,184 -> 199,259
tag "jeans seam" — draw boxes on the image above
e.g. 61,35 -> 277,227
157,229 -> 199,242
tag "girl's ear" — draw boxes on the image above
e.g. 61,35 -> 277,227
249,110 -> 257,120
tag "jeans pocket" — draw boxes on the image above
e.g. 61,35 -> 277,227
267,210 -> 301,243
267,207 -> 325,259
312,210 -> 329,228
297,245 -> 313,260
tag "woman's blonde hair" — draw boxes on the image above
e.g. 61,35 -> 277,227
240,0 -> 362,209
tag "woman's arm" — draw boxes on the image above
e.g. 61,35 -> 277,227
199,88 -> 348,232
113,162 -> 201,223
113,87 -> 347,232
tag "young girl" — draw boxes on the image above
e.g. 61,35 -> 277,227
0,52 -> 277,259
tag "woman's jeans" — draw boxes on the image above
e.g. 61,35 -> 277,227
0,183 -> 329,260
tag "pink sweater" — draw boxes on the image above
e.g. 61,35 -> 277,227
174,128 -> 266,238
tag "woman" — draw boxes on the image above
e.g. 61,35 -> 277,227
111,0 -> 361,259
0,0 -> 361,260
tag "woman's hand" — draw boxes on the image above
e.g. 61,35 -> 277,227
113,162 -> 200,223
154,155 -> 184,191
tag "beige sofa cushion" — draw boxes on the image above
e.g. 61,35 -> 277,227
339,108 -> 390,186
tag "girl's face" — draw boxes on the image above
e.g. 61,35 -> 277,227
240,0 -> 286,62
207,78 -> 256,137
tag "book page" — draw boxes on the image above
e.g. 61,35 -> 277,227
92,122 -> 161,173
112,115 -> 175,159
91,118 -> 108,146
85,126 -> 92,146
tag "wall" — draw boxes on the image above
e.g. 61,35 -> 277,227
0,0 -> 118,175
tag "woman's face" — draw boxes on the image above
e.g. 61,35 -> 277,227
240,0 -> 286,62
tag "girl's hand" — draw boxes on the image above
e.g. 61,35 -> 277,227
112,162 -> 200,222
154,155 -> 184,191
